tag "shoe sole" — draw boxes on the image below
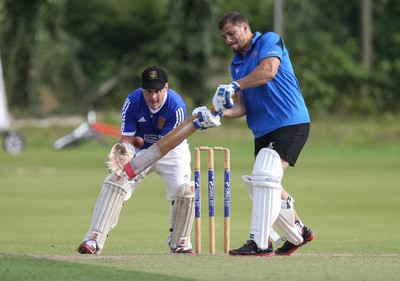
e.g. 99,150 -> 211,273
169,247 -> 195,254
275,231 -> 315,256
171,250 -> 195,254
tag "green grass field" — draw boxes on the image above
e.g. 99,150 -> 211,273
1,117 -> 400,280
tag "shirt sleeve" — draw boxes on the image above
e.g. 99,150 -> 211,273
121,96 -> 137,136
258,32 -> 283,61
160,105 -> 185,136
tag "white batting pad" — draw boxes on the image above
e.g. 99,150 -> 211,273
169,182 -> 195,250
242,175 -> 254,199
243,176 -> 282,245
246,148 -> 283,250
83,172 -> 128,251
250,187 -> 281,249
274,199 -> 304,245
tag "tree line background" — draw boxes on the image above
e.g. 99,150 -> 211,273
0,0 -> 399,119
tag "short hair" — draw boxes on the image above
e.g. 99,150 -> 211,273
218,11 -> 250,30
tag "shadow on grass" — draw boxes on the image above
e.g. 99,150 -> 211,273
0,254 -> 194,281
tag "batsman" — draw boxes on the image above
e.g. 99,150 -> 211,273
77,66 -> 220,254
192,11 -> 315,256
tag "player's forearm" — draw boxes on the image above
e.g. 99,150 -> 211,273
120,135 -> 134,145
236,58 -> 279,90
222,103 -> 246,118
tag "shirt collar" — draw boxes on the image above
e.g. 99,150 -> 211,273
232,32 -> 262,63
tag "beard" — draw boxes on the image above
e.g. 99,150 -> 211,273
230,43 -> 240,53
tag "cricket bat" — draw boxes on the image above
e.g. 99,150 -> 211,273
123,118 -> 198,179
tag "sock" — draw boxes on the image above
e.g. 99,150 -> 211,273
295,219 -> 304,235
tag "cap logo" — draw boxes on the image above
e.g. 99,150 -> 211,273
149,70 -> 158,80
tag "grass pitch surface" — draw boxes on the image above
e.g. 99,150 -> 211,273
1,117 -> 399,280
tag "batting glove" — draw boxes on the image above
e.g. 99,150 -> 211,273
192,106 -> 221,130
212,82 -> 240,116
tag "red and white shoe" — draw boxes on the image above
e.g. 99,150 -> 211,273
77,240 -> 99,254
275,226 -> 315,256
169,246 -> 194,254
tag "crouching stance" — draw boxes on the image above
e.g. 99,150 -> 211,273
78,141 -> 195,254
78,65 -> 195,254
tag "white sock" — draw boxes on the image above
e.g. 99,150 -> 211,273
295,219 -> 304,235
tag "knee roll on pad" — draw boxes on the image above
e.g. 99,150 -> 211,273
175,181 -> 195,199
84,173 -> 129,251
243,148 -> 283,198
252,148 -> 283,187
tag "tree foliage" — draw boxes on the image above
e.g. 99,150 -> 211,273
0,0 -> 399,117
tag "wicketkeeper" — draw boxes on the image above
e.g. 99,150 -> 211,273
78,66 -> 195,254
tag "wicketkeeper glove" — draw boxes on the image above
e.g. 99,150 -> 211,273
105,143 -> 135,176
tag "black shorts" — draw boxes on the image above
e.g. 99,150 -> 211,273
254,123 -> 310,167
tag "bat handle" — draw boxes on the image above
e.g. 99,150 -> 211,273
191,106 -> 216,124
209,105 -> 224,117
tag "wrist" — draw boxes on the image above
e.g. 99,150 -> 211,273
192,118 -> 202,130
123,162 -> 136,179
215,109 -> 224,117
230,81 -> 241,93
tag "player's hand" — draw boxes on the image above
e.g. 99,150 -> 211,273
105,143 -> 135,175
212,82 -> 240,116
192,106 -> 221,130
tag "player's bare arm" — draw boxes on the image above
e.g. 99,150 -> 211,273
120,135 -> 134,146
212,57 -> 280,117
236,57 -> 280,90
222,93 -> 246,118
